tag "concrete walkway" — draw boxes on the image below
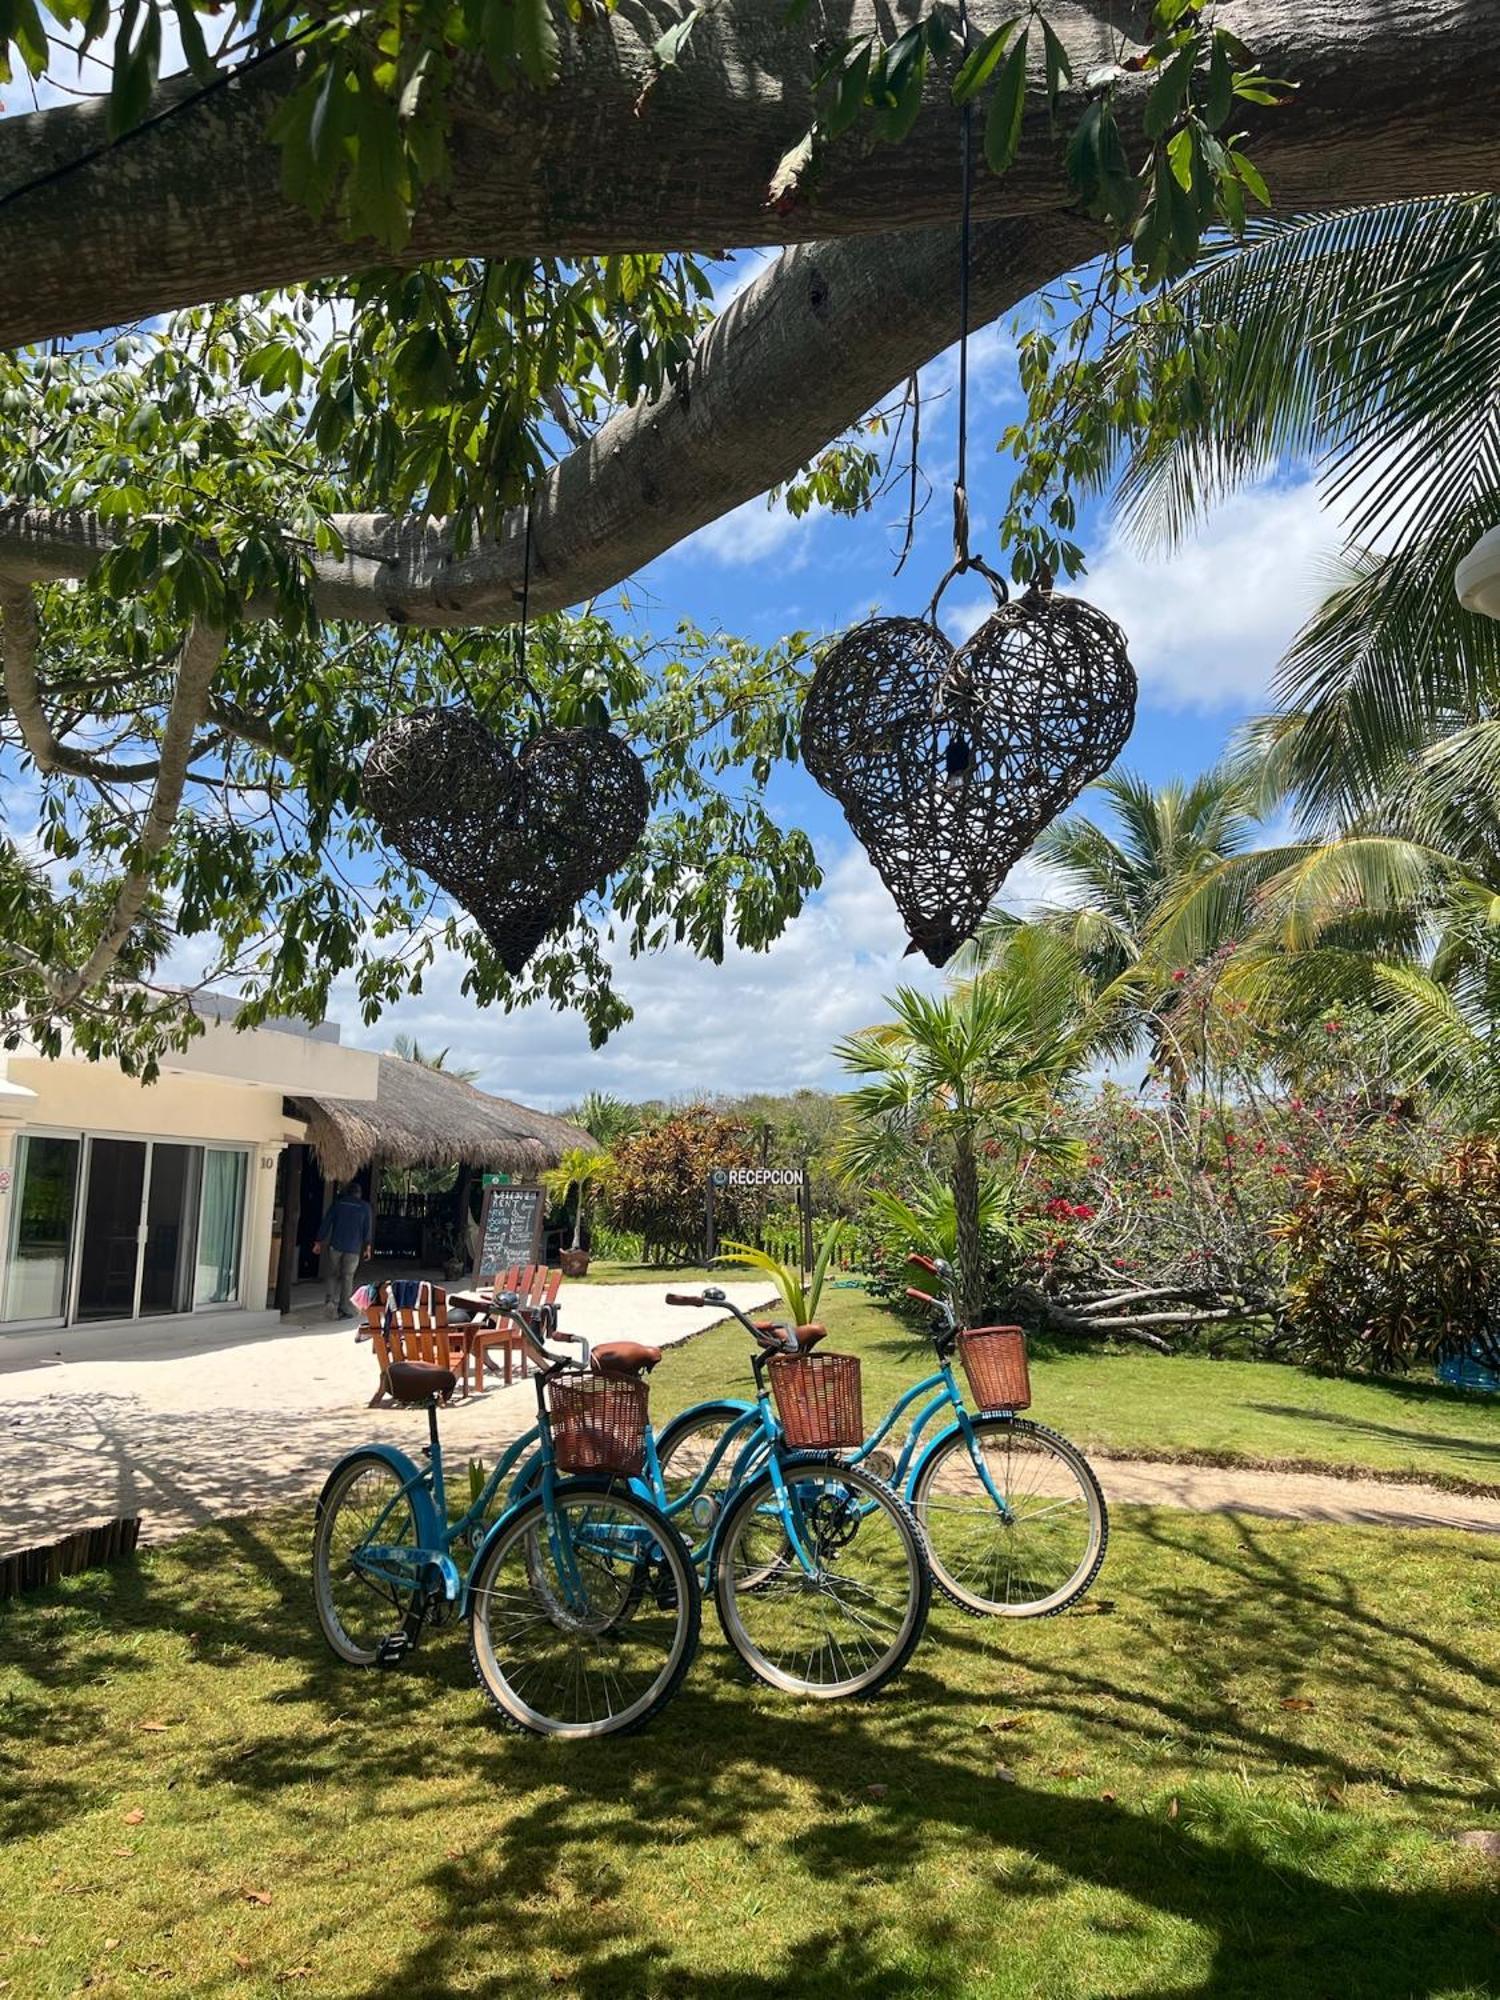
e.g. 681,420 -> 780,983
0,1283 -> 774,1556
4,1297 -> 1499,1555
1091,1453 -> 1500,1537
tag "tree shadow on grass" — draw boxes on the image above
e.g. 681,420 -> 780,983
292,1686 -> 1500,2000
6,1502 -> 1498,1995
1245,1402 -> 1500,1475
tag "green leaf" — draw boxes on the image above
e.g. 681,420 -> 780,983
653,8 -> 700,69
1142,43 -> 1194,141
108,0 -> 162,137
1040,17 -> 1072,109
1205,30 -> 1233,129
345,92 -> 413,248
1166,126 -> 1193,192
982,28 -> 1028,175
514,0 -> 559,87
170,0 -> 215,83
877,45 -> 927,144
825,40 -> 871,139
1065,98 -> 1137,226
1229,148 -> 1270,205
952,17 -> 1018,105
5,0 -> 49,79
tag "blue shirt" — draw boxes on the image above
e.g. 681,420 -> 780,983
319,1195 -> 373,1255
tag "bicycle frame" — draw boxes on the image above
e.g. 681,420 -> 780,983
663,1356 -> 1014,1523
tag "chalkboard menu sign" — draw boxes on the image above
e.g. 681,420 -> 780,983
473,1184 -> 545,1281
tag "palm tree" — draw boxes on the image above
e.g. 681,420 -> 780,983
1074,196 -> 1500,830
836,928 -> 1107,1323
390,1032 -> 479,1082
542,1145 -> 615,1254
966,766 -> 1259,1098
569,1090 -> 642,1149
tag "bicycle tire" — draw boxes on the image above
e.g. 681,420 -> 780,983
712,1454 -> 930,1700
468,1479 -> 700,1738
312,1451 -> 423,1666
911,1416 -> 1108,1618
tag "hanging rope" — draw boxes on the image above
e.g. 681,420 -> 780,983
954,0 -> 975,574
926,0 -> 1007,625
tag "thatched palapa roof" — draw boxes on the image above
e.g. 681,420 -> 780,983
292,1054 -> 592,1183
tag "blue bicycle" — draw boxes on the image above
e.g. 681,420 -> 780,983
657,1264 -> 1108,1620
312,1305 -> 701,1738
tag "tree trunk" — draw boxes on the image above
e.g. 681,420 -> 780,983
952,1130 -> 985,1329
0,2 -> 1493,349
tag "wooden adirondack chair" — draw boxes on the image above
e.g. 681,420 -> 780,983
468,1264 -> 563,1389
364,1282 -> 468,1407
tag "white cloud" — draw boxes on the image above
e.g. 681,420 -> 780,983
1082,478 -> 1343,712
313,834 -> 1079,1109
678,492 -> 823,568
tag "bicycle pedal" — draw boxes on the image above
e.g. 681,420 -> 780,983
376,1632 -> 412,1668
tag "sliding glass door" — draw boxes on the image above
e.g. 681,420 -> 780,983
74,1137 -> 148,1321
140,1142 -> 201,1317
3,1133 -> 250,1325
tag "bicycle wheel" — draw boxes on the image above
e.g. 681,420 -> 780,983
911,1416 -> 1108,1617
469,1480 -> 700,1737
713,1456 -> 930,1699
313,1452 -> 422,1666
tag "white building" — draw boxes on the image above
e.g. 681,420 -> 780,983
0,1015 -> 379,1364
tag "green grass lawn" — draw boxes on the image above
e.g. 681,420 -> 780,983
653,1289 -> 1500,1495
2,1505 -> 1496,1998
575,1260 -> 735,1286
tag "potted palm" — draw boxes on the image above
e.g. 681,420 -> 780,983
544,1146 -> 614,1277
717,1221 -> 846,1337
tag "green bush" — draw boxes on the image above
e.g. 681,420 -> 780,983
1274,1138 -> 1500,1372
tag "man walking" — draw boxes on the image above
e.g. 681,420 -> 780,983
314,1180 -> 374,1320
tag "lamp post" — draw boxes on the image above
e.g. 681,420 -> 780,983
1456,527 -> 1500,621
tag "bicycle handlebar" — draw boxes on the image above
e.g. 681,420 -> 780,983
905,1285 -> 939,1308
906,1253 -> 940,1275
665,1293 -> 704,1306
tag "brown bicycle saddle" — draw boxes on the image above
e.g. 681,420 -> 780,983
589,1341 -> 664,1378
755,1321 -> 828,1352
387,1359 -> 456,1404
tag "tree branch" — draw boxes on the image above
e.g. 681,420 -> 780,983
0,217 -> 1098,628
50,621 -> 225,1003
1,582 -> 164,780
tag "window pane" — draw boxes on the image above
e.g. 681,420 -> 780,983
4,1135 -> 81,1321
196,1150 -> 247,1305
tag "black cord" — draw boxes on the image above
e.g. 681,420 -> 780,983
954,0 -> 974,570
0,23 -> 318,220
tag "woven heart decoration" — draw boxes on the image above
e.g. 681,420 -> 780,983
362,706 -> 649,974
802,587 -> 1136,967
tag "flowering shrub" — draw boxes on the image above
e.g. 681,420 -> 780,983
1274,1140 -> 1500,1373
605,1108 -> 756,1264
1012,968 -> 1441,1352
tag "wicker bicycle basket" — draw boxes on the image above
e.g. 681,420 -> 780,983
768,1351 -> 864,1450
547,1373 -> 649,1478
957,1327 -> 1031,1412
